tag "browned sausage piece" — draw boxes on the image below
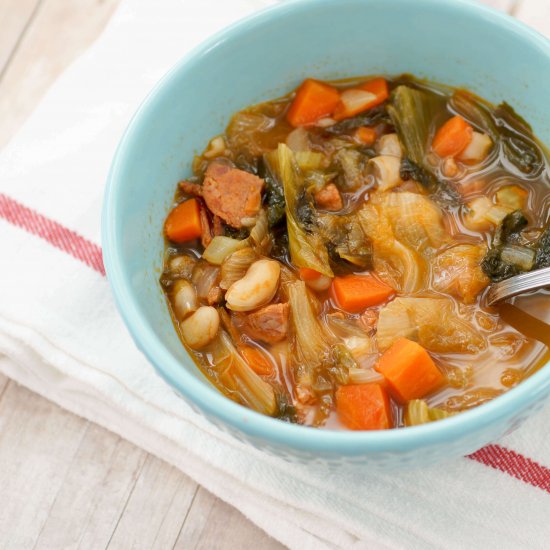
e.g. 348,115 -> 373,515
179,180 -> 203,197
198,202 -> 212,248
314,183 -> 343,211
245,303 -> 289,344
202,160 -> 264,228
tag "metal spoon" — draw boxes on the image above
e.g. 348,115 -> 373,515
485,266 -> 550,306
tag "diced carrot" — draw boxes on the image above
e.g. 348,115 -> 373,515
336,383 -> 392,430
376,338 -> 444,402
299,267 -> 322,281
287,79 -> 341,127
432,115 -> 473,158
360,77 -> 389,102
164,198 -> 202,243
355,126 -> 377,145
333,77 -> 389,121
331,274 -> 394,313
239,345 -> 273,376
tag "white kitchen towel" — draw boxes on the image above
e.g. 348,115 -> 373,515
1,1 -> 550,549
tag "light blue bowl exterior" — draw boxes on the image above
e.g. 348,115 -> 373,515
102,0 -> 550,468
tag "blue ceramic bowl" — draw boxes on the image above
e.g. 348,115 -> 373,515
102,0 -> 550,467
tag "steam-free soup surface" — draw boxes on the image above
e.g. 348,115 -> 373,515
159,75 -> 550,430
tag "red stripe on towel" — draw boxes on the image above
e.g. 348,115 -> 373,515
0,192 -> 105,276
1,192 -> 550,493
468,444 -> 550,493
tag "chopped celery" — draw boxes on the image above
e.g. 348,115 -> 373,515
500,244 -> 535,271
295,151 -> 325,171
405,400 -> 455,426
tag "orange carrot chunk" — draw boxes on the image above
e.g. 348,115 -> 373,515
355,126 -> 377,146
239,345 -> 274,376
331,274 -> 394,313
336,383 -> 392,430
376,338 -> 444,402
164,198 -> 203,243
287,79 -> 341,127
432,115 -> 473,158
299,267 -> 322,281
333,77 -> 389,121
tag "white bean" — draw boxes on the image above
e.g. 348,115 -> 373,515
286,126 -> 310,152
305,274 -> 332,292
180,306 -> 219,349
368,155 -> 403,191
375,133 -> 402,157
203,136 -> 227,159
225,259 -> 280,312
458,132 -> 492,163
172,280 -> 197,320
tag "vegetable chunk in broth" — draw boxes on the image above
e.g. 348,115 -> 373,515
159,75 -> 550,430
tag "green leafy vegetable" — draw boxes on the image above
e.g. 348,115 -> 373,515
276,143 -> 333,277
317,212 -> 372,269
481,210 -> 535,281
324,105 -> 391,135
288,281 -> 353,425
450,91 -> 545,177
495,103 -> 544,176
535,225 -> 550,269
259,156 -> 286,228
388,85 -> 445,191
209,330 -> 277,416
288,281 -> 333,370
334,149 -> 369,191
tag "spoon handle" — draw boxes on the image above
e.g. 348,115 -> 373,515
486,266 -> 550,306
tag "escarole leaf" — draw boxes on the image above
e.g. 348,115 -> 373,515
259,155 -> 286,228
288,281 -> 333,370
449,90 -> 497,137
535,224 -> 550,269
405,400 -> 455,426
276,143 -> 333,276
387,85 -> 445,191
481,210 -> 535,282
288,281 -> 345,426
209,330 -> 277,416
450,90 -> 545,177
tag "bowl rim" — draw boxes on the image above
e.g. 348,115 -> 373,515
102,0 -> 550,455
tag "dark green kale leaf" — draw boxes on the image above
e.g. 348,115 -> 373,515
535,225 -> 550,269
258,157 -> 286,228
481,211 -> 533,282
324,105 -> 391,135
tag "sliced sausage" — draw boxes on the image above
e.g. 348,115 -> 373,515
245,303 -> 289,344
179,180 -> 203,197
198,202 -> 212,247
202,160 -> 264,228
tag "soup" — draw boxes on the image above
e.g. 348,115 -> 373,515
159,75 -> 550,430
